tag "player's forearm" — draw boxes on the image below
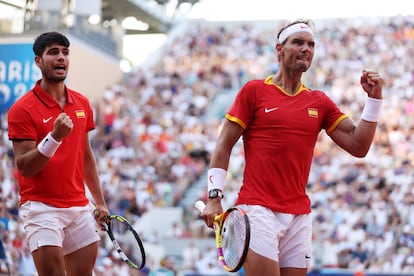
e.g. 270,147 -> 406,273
14,145 -> 49,177
349,96 -> 382,157
330,117 -> 378,158
209,139 -> 234,170
84,155 -> 106,206
350,120 -> 378,157
85,176 -> 105,205
209,151 -> 230,171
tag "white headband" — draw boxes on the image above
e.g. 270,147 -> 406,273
278,23 -> 314,44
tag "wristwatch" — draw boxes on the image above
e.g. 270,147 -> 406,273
208,189 -> 223,199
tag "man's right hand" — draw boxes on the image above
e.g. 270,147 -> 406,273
52,112 -> 73,141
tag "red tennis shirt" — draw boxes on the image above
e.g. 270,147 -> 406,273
8,80 -> 95,207
228,76 -> 348,214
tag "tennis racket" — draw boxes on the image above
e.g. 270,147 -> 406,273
195,200 -> 250,272
95,211 -> 146,270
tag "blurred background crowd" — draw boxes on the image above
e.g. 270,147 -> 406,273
0,14 -> 414,276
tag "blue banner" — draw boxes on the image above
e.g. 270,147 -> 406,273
0,43 -> 41,114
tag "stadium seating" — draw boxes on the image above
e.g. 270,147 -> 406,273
1,14 -> 414,275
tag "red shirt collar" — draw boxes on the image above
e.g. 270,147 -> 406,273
32,80 -> 73,107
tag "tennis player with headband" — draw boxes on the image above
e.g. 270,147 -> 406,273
200,19 -> 382,276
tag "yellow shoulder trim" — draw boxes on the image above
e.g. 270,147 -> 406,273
326,114 -> 349,134
264,75 -> 273,84
225,114 -> 247,129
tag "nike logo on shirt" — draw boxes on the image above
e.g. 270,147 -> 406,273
264,107 -> 279,113
43,116 -> 53,123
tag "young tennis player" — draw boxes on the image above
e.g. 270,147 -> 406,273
200,19 -> 383,276
7,32 -> 109,276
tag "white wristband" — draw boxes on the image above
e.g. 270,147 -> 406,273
361,97 -> 382,122
37,132 -> 62,158
207,168 -> 227,192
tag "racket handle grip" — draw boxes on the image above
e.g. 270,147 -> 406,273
194,200 -> 206,212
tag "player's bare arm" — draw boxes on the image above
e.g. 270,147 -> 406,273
329,69 -> 383,157
203,120 -> 244,227
83,134 -> 109,226
328,118 -> 377,157
210,120 -> 244,170
13,112 -> 73,177
12,140 -> 46,177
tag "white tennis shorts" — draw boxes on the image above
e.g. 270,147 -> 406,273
20,201 -> 100,255
237,204 -> 312,268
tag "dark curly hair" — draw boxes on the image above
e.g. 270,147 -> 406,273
32,32 -> 70,56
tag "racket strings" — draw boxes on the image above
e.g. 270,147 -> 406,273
221,210 -> 248,270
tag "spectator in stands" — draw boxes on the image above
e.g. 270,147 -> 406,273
17,245 -> 37,276
351,243 -> 369,267
181,241 -> 201,270
7,31 -> 109,276
149,257 -> 175,276
0,223 -> 10,275
200,19 -> 383,276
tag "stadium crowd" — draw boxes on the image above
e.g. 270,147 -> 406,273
0,14 -> 414,275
